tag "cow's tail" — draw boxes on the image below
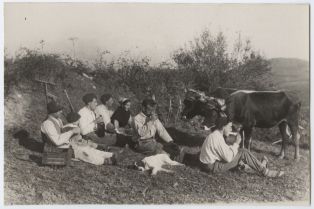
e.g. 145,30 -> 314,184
286,124 -> 301,141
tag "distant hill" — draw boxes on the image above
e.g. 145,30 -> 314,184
269,58 -> 310,109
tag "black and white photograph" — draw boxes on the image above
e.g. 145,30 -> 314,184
3,2 -> 310,205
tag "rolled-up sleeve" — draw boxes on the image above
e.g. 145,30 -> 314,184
133,116 -> 154,139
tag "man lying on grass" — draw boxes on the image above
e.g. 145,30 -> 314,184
199,116 -> 284,178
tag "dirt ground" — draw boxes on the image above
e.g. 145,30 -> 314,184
4,88 -> 311,205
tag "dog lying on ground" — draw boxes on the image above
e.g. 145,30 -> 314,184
133,153 -> 184,175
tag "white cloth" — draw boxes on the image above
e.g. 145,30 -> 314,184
141,154 -> 183,175
132,112 -> 173,143
64,123 -> 113,165
199,130 -> 239,164
95,104 -> 113,129
41,116 -> 73,148
71,145 -> 113,165
78,106 -> 97,135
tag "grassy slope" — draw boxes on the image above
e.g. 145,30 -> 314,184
4,59 -> 311,204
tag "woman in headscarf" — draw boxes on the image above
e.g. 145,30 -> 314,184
111,98 -> 133,135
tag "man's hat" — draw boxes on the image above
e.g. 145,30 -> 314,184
47,101 -> 63,114
66,112 -> 81,123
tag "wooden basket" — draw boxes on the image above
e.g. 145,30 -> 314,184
42,143 -> 73,167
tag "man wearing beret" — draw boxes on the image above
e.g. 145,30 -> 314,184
78,93 -> 116,147
41,101 -> 81,148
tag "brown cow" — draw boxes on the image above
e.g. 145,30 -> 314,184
182,89 -> 301,160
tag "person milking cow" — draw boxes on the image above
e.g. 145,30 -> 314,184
199,116 -> 284,178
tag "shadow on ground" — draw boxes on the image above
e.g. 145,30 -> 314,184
13,129 -> 44,153
167,127 -> 205,147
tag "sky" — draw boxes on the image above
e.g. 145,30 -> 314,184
4,3 -> 310,65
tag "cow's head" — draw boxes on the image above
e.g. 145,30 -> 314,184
181,89 -> 224,128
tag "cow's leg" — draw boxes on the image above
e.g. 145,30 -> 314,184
278,122 -> 289,159
288,122 -> 300,161
243,127 -> 253,151
239,128 -> 245,149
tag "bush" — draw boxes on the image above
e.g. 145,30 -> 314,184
4,29 -> 275,126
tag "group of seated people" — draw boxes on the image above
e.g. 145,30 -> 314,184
41,93 -> 284,178
41,93 -> 182,166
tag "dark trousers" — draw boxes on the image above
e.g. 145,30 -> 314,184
84,132 -> 137,148
200,149 -> 266,174
134,139 -> 164,156
115,134 -> 136,148
83,132 -> 117,147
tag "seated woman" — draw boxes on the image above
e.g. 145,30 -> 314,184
111,98 -> 133,135
199,116 -> 284,178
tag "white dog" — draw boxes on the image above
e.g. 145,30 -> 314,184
134,153 -> 184,175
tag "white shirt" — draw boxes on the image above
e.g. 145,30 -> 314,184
95,104 -> 113,128
78,106 -> 97,135
132,112 -> 173,143
132,112 -> 157,140
41,116 -> 73,148
199,130 -> 239,164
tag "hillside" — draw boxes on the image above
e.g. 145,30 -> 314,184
270,58 -> 309,108
4,54 -> 310,204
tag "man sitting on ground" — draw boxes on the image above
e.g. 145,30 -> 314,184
199,116 -> 284,178
78,93 -> 116,147
132,98 -> 183,160
95,93 -> 115,133
41,101 -> 80,150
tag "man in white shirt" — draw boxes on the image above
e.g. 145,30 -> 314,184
132,99 -> 181,159
199,117 -> 284,178
95,93 -> 115,132
78,93 -> 116,147
41,101 -> 81,149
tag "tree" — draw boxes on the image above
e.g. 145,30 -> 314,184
172,29 -> 273,92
